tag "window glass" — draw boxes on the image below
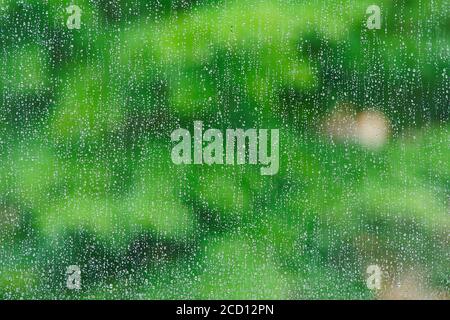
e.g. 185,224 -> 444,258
0,0 -> 448,299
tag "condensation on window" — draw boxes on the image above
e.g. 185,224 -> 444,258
0,0 -> 448,300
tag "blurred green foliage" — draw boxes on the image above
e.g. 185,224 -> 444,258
0,0 -> 448,299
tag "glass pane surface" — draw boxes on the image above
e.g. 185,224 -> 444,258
0,0 -> 448,300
